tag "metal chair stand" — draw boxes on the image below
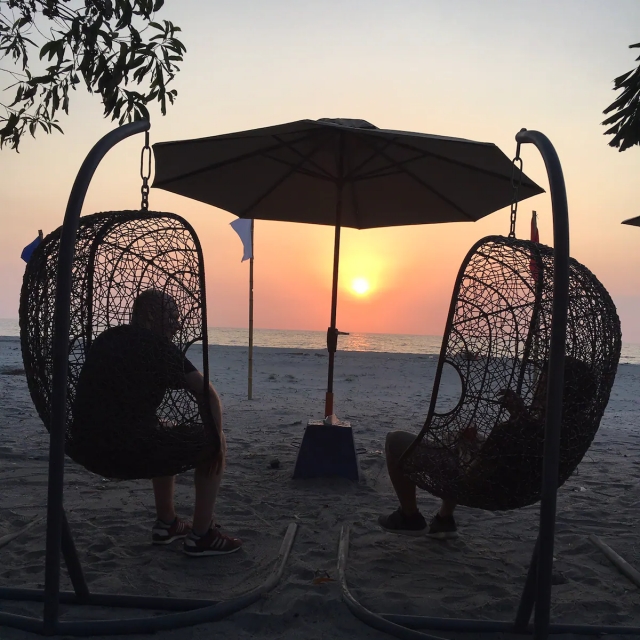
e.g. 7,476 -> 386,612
0,121 -> 298,636
336,130 -> 640,640
0,519 -> 297,636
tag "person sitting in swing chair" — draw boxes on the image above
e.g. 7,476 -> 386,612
379,357 -> 594,538
71,289 -> 242,556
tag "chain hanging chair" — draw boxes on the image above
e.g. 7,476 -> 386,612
399,234 -> 621,511
19,209 -> 219,480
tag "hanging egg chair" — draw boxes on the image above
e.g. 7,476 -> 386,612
19,210 -> 219,480
399,235 -> 621,511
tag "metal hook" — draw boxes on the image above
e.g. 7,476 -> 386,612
140,130 -> 152,211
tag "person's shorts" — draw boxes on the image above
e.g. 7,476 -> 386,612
67,418 -> 219,480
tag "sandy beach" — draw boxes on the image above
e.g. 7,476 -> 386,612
2,335 -> 640,639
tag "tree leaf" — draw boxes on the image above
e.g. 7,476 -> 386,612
39,41 -> 57,60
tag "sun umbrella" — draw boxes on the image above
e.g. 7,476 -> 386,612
152,118 -> 543,418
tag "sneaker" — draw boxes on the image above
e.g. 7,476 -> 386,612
152,516 -> 192,545
183,526 -> 242,556
378,508 -> 427,536
427,512 -> 458,539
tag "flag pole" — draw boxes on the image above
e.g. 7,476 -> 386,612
248,219 -> 254,400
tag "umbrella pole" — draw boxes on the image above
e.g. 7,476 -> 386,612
248,219 -> 254,400
325,193 -> 343,419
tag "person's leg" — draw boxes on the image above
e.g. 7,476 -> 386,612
191,383 -> 225,533
428,455 -> 458,538
152,476 -> 177,523
183,383 -> 242,555
151,475 -> 192,544
380,431 -> 458,538
439,499 -> 457,518
185,427 -> 242,555
151,383 -> 223,541
378,431 -> 428,535
385,430 -> 420,515
426,497 -> 458,539
192,430 -> 226,534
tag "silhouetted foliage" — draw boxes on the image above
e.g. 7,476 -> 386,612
603,42 -> 640,152
0,0 -> 185,150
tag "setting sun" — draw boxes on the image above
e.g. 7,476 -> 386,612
351,277 -> 370,296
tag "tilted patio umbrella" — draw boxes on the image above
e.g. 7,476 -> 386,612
152,118 -> 543,418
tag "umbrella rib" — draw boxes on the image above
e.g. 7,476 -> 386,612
237,139 -> 330,217
270,134 -> 336,180
351,167 -> 406,181
379,137 -> 538,186
153,141 -> 294,187
340,132 -> 540,191
340,132 -> 454,182
353,136 -> 474,219
345,148 -> 363,229
342,134 -> 398,182
153,129 -> 335,188
260,152 -> 336,182
351,145 -> 497,182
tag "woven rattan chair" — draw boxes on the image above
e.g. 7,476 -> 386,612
399,235 -> 621,511
19,210 -> 218,480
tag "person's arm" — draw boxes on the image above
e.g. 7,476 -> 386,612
496,388 -> 528,419
166,343 -> 224,456
185,370 -> 225,474
166,344 -> 221,434
185,370 -> 223,435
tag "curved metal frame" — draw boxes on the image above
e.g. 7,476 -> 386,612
0,122 -> 298,635
0,523 -> 297,636
337,130 -> 640,640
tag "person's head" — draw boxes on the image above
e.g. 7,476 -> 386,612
130,289 -> 179,340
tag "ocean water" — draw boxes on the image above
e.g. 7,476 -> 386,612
3,318 -> 640,364
0,319 -> 442,356
206,327 -> 445,356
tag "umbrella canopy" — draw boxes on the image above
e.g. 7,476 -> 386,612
153,118 -> 543,229
152,118 -> 544,418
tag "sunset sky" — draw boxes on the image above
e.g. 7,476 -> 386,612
2,1 -> 640,340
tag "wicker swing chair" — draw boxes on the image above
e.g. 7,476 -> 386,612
399,235 -> 621,511
19,209 -> 219,480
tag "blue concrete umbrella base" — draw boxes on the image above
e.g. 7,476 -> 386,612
292,421 -> 360,481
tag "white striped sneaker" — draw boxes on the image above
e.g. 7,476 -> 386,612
183,526 -> 242,556
151,517 -> 192,545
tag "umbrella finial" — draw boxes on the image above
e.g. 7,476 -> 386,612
317,118 -> 378,130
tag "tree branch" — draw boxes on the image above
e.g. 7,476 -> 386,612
603,42 -> 640,152
0,0 -> 185,150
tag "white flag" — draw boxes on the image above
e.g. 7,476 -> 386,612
230,218 -> 253,262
